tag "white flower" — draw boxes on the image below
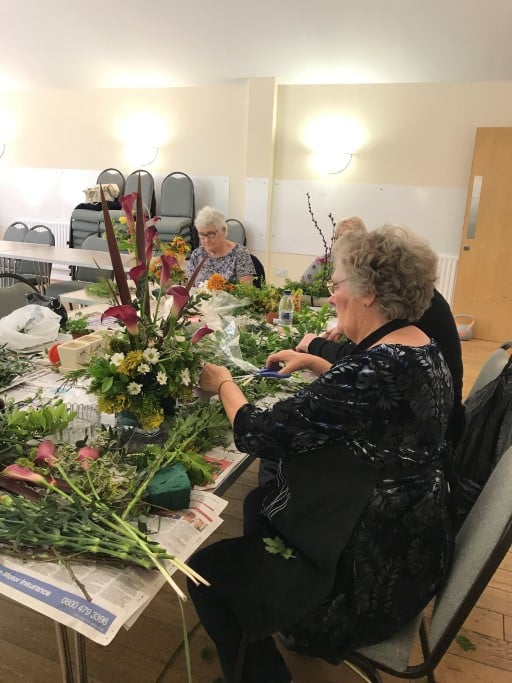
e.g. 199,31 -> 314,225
180,368 -> 191,386
127,382 -> 142,395
156,371 -> 167,385
110,352 -> 125,366
142,347 -> 160,364
138,363 -> 151,374
175,335 -> 186,343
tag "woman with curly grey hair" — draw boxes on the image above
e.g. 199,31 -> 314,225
188,225 -> 455,682
187,206 -> 256,285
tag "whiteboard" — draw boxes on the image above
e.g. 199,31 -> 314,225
271,179 -> 467,256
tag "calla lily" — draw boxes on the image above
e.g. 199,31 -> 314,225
102,305 -> 139,334
191,325 -> 214,344
166,285 -> 189,319
160,254 -> 178,287
34,440 -> 58,466
120,192 -> 137,231
144,225 -> 158,262
1,464 -> 46,485
129,263 -> 147,285
77,446 -> 100,470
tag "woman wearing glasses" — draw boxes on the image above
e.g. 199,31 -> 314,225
187,206 -> 256,285
188,226 -> 454,683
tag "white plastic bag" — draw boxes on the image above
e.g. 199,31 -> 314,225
1,304 -> 61,350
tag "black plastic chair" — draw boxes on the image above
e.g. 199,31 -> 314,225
343,444 -> 512,683
250,254 -> 265,288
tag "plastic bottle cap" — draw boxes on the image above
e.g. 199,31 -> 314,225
284,289 -> 291,295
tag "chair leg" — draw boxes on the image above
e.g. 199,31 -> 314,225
419,619 -> 437,683
343,653 -> 384,683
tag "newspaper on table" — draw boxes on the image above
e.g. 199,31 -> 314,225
0,490 -> 227,645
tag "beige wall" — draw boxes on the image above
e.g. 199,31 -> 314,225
3,81 -> 512,283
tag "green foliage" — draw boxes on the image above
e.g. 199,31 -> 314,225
0,398 -> 75,464
230,282 -> 283,314
263,536 -> 296,559
455,634 -> 476,651
0,346 -> 37,389
84,278 -> 118,300
65,311 -> 92,334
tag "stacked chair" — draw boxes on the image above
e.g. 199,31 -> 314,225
156,172 -> 196,248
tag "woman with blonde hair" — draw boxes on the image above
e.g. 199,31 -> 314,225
300,215 -> 366,285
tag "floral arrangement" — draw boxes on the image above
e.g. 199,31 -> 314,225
111,214 -> 135,253
71,183 -> 211,431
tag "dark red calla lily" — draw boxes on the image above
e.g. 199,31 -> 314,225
120,192 -> 137,231
166,285 -> 189,319
102,305 -> 139,334
129,263 -> 147,285
144,225 -> 158,262
190,325 -> 214,344
160,254 -> 178,287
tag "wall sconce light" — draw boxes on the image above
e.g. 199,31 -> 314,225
125,143 -> 159,168
312,150 -> 352,175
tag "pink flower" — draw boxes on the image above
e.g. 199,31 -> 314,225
77,446 -> 100,470
34,440 -> 58,466
102,305 -> 139,334
1,464 -> 46,485
166,285 -> 189,319
191,325 -> 214,344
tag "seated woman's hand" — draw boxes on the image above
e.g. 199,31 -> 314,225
199,363 -> 233,394
266,349 -> 330,376
295,333 -> 320,353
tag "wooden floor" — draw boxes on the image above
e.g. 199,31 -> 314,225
1,338 -> 511,683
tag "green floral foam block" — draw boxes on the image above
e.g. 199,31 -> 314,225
147,463 -> 191,510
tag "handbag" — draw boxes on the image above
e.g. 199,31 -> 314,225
0,273 -> 68,327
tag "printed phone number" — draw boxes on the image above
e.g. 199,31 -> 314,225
60,597 -> 111,627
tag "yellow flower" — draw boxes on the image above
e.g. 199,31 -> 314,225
119,216 -> 127,225
119,350 -> 143,374
98,395 -> 127,414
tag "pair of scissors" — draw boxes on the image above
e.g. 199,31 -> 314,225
253,367 -> 291,379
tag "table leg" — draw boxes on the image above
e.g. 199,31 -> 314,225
54,623 -> 89,683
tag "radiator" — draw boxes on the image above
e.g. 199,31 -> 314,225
437,254 -> 458,306
21,219 -> 71,280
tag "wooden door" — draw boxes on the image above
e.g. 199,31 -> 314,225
453,128 -> 512,342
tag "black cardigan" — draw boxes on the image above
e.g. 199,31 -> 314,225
308,290 -> 465,445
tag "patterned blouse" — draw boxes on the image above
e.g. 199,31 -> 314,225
187,244 -> 255,283
233,341 -> 455,657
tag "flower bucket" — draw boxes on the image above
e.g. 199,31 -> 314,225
455,314 -> 476,341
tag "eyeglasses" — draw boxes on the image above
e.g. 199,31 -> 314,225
198,231 -> 218,240
327,277 -> 351,295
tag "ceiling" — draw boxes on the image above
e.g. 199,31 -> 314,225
3,0 -> 512,89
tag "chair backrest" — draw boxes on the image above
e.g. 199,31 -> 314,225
226,218 -> 246,246
19,225 -> 55,279
96,167 -> 125,196
4,221 -> 29,242
466,341 -> 512,400
125,170 -> 156,215
250,254 -> 266,288
0,273 -> 36,317
160,172 -> 195,219
76,234 -> 112,282
427,445 -> 512,665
